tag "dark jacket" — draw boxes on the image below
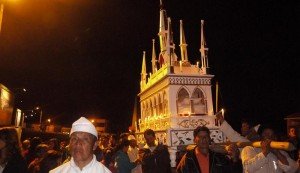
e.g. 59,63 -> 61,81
3,153 -> 28,173
176,147 -> 242,173
141,144 -> 172,173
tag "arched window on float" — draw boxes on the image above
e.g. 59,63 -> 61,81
146,101 -> 149,117
150,100 -> 153,117
158,94 -> 163,115
142,102 -> 145,117
162,92 -> 168,115
153,97 -> 157,116
177,88 -> 191,115
191,88 -> 207,115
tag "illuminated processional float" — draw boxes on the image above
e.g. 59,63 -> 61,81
134,2 -> 226,167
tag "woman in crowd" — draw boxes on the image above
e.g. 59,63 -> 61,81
27,144 -> 49,173
114,138 -> 140,173
0,127 -> 28,173
21,139 -> 30,158
48,138 -> 60,151
26,137 -> 42,165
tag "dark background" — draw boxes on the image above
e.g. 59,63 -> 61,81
0,0 -> 298,133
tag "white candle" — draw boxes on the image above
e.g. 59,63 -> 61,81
180,61 -> 182,72
221,109 -> 225,117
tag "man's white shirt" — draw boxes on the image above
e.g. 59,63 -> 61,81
50,155 -> 111,173
241,146 -> 298,173
219,120 -> 299,173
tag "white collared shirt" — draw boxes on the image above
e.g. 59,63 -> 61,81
50,155 -> 111,173
0,162 -> 7,173
241,146 -> 299,173
0,165 -> 5,173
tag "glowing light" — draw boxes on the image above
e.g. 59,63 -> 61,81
179,61 -> 182,72
221,109 -> 225,116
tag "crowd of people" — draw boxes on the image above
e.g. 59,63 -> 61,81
0,115 -> 299,173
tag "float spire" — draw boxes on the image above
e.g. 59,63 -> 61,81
179,20 -> 188,62
158,0 -> 168,53
151,39 -> 157,73
200,20 -> 209,73
166,17 -> 177,66
140,51 -> 147,89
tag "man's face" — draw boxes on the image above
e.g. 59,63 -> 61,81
144,134 -> 155,147
70,132 -> 96,164
289,128 -> 296,137
241,122 -> 250,136
60,141 -> 66,148
129,139 -> 137,148
261,128 -> 275,140
194,131 -> 210,149
99,137 -> 108,147
49,141 -> 55,150
124,145 -> 129,153
109,136 -> 116,146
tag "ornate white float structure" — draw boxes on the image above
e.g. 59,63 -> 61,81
135,2 -> 226,167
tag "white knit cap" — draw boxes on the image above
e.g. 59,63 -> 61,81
128,135 -> 136,141
70,117 -> 98,139
253,124 -> 261,132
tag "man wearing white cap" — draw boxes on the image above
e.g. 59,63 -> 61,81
50,117 -> 111,173
127,135 -> 142,173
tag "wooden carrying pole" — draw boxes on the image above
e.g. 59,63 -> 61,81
187,141 -> 296,154
217,141 -> 296,151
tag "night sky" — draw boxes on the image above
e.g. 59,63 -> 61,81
0,0 -> 298,133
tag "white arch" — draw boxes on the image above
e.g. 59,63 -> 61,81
177,86 -> 191,115
191,87 -> 207,115
176,86 -> 191,99
191,86 -> 206,98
